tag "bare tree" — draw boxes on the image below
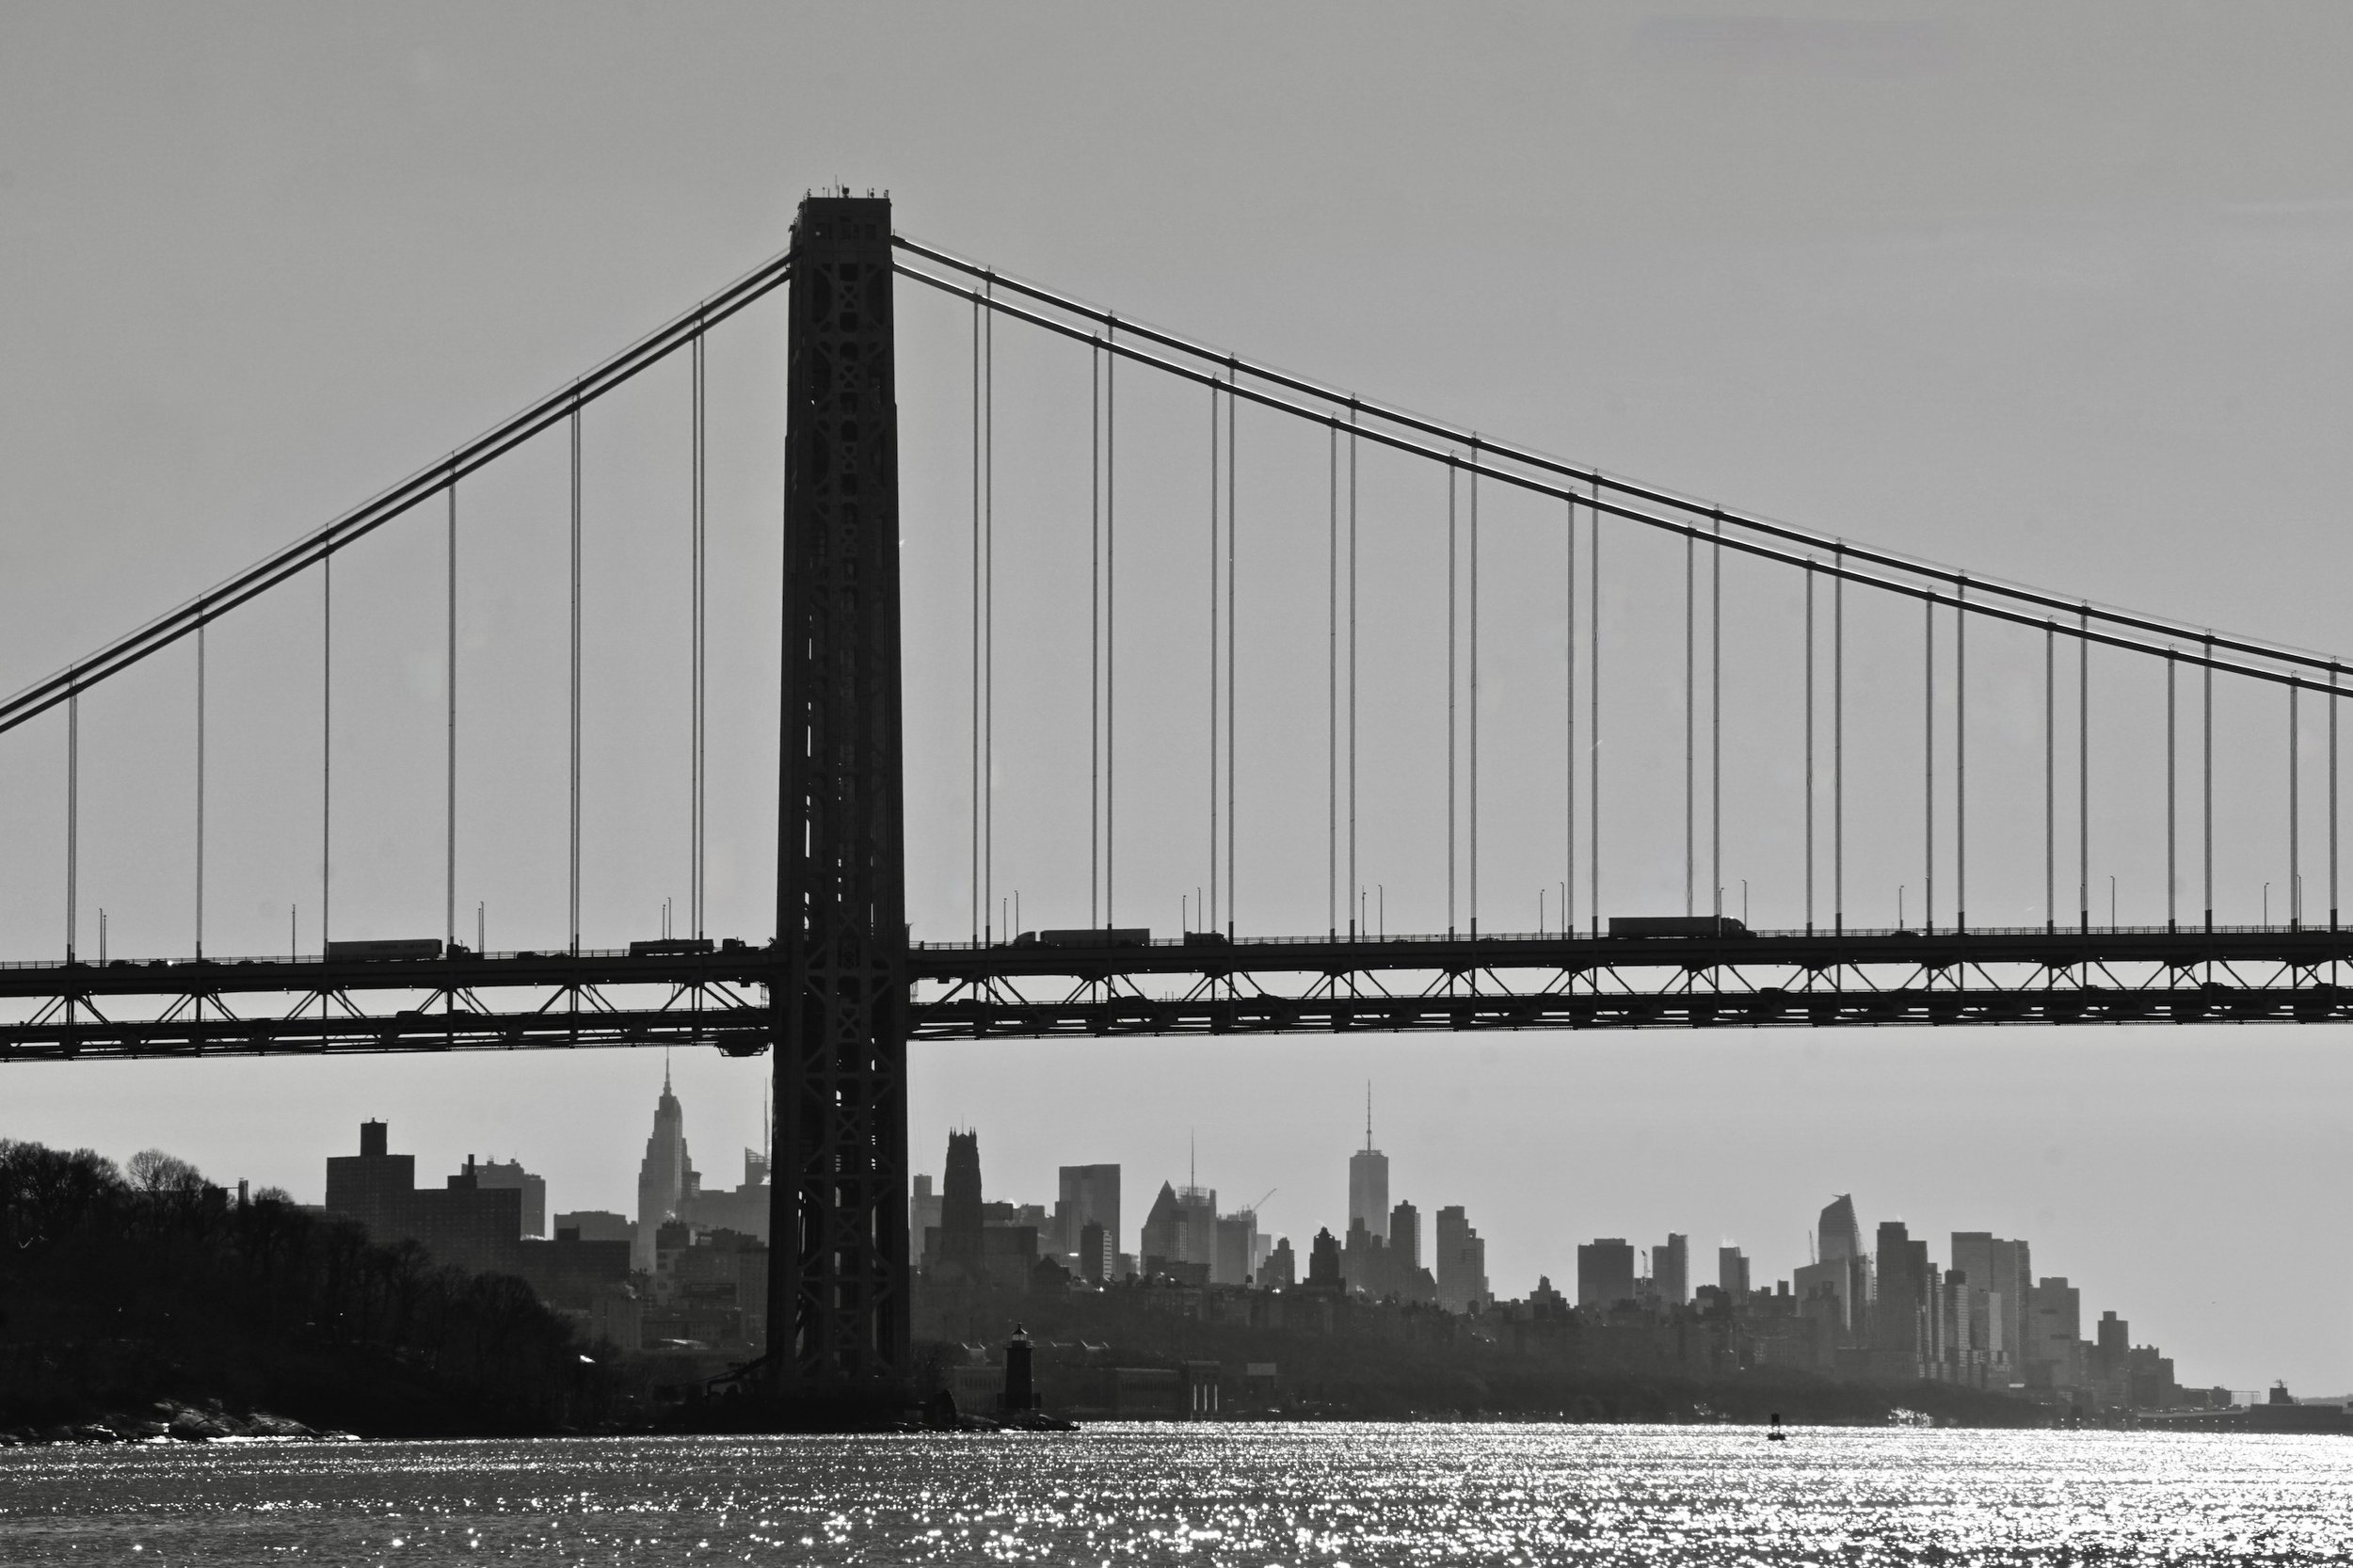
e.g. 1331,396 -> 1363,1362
126,1148 -> 204,1193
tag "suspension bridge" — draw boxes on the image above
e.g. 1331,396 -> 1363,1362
6,192 -> 2349,1413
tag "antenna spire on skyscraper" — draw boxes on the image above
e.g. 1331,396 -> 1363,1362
1366,1080 -> 1373,1151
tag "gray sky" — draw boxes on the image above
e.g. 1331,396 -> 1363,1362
7,2 -> 2353,1392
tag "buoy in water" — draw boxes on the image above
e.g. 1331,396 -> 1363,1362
1767,1412 -> 1788,1442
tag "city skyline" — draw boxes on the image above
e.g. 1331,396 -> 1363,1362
11,5 -> 2353,1400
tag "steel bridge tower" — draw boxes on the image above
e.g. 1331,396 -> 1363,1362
766,193 -> 911,1418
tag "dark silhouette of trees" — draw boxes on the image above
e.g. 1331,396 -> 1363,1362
0,1139 -> 618,1435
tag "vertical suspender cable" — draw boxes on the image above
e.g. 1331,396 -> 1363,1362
446,478 -> 457,952
1566,498 -> 1577,937
1833,548 -> 1844,936
2203,635 -> 2215,932
1105,322 -> 1116,926
1349,408 -> 1359,939
1956,579 -> 1967,932
1469,446 -> 1480,938
1710,514 -> 1721,920
1327,424 -> 1337,936
1224,368 -> 1235,938
1924,599 -> 1934,933
322,555 -> 332,952
2078,607 -> 2089,932
1206,376 -> 1217,931
1804,562 -> 1815,934
970,300 -> 982,942
1589,479 -> 1600,938
65,679 -> 77,963
2290,680 -> 2301,928
1684,533 -> 1698,920
196,610 -> 206,958
693,328 -> 708,941
1090,344 -> 1100,929
2167,651 -> 2178,933
982,297 -> 994,942
568,398 -> 582,956
1447,461 -> 1457,936
2043,622 -> 2055,933
2332,668 -> 2341,930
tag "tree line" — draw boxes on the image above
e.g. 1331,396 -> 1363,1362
0,1139 -> 618,1434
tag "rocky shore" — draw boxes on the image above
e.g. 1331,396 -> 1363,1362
0,1397 -> 354,1447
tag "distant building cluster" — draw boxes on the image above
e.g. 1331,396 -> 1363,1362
312,1074 -> 2209,1415
908,1107 -> 2208,1417
317,1065 -> 773,1375
1551,1194 -> 2196,1412
913,1098 -> 1495,1321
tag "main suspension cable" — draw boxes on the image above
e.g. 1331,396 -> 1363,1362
897,239 -> 2353,684
903,265 -> 2337,693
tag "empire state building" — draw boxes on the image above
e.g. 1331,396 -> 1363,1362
633,1063 -> 699,1271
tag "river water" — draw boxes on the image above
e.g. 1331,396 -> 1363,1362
4,1424 -> 2350,1563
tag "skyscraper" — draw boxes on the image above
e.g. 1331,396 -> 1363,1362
1718,1245 -> 1751,1300
939,1130 -> 984,1272
472,1157 -> 546,1238
1348,1088 -> 1389,1242
1577,1238 -> 1636,1309
1389,1200 -> 1421,1272
1656,1233 -> 1689,1307
1435,1206 -> 1490,1314
1799,1196 -> 1873,1335
1872,1221 -> 1930,1378
1818,1194 -> 1864,1262
632,1064 -> 698,1272
1056,1163 -> 1121,1260
1951,1231 -> 2029,1383
909,1174 -> 942,1264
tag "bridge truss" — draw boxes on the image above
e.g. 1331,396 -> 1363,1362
8,924 -> 2353,1065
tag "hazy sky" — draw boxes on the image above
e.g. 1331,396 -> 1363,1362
8,3 -> 2353,1393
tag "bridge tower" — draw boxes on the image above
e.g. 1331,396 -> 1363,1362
767,193 -> 912,1417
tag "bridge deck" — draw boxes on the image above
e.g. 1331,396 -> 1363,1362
0,926 -> 2348,1062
